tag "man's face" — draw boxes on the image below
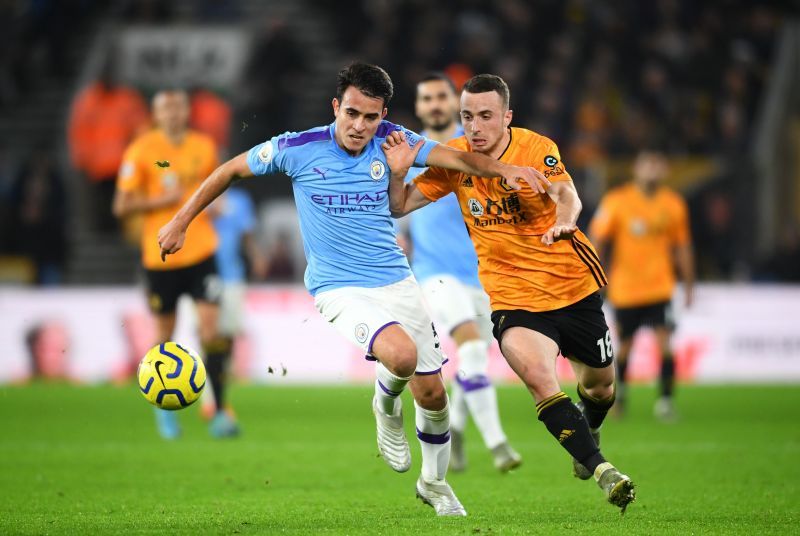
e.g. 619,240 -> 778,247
153,91 -> 190,133
332,86 -> 387,155
633,151 -> 669,188
460,90 -> 512,154
415,79 -> 457,131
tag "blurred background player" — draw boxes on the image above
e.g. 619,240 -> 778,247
590,147 -> 694,420
202,187 -> 268,418
401,73 -> 520,472
113,89 -> 239,439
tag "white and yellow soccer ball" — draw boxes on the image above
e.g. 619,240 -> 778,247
137,342 -> 206,410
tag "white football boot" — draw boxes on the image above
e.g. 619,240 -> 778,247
372,396 -> 411,472
415,477 -> 467,516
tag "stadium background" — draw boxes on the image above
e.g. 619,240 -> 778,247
1,1 -> 799,534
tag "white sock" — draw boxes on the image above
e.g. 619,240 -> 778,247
457,339 -> 507,449
375,363 -> 412,415
449,380 -> 469,433
415,399 -> 450,482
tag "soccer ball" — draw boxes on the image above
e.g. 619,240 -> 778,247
137,342 -> 206,410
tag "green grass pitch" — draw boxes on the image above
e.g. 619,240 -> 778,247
1,383 -> 798,534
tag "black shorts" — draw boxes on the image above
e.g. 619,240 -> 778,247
143,255 -> 221,315
491,292 -> 614,369
614,300 -> 674,339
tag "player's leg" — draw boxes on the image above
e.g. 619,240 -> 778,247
314,286 -> 415,473
559,293 -> 635,511
144,266 -> 183,440
612,306 -> 639,417
190,257 -> 236,437
653,303 -> 677,420
197,299 -> 239,437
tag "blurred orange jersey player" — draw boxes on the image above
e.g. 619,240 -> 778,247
385,74 -> 635,512
589,148 -> 695,420
114,89 -> 239,440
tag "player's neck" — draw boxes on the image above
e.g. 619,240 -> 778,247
485,128 -> 512,160
163,128 -> 187,146
424,122 -> 458,144
636,181 -> 659,197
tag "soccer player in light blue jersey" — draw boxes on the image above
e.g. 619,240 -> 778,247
401,74 -> 521,473
158,63 -> 549,517
204,187 -> 268,435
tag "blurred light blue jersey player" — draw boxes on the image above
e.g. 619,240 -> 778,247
214,187 -> 257,284
247,121 -> 434,296
404,125 -> 480,288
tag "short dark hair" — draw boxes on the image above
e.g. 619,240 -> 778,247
462,74 -> 510,108
336,62 -> 394,106
417,72 -> 457,93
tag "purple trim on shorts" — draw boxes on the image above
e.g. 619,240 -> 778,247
414,358 -> 449,376
277,128 -> 331,150
416,428 -> 451,444
377,380 -> 402,398
367,321 -> 400,355
456,374 -> 492,392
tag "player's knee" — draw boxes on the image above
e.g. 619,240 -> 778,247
382,342 -> 417,378
583,379 -> 615,402
415,380 -> 447,410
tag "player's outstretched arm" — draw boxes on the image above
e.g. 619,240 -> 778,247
675,243 -> 695,307
541,180 -> 582,246
425,144 -> 550,193
158,152 -> 253,261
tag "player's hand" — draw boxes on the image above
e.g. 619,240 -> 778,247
500,164 -> 550,194
541,224 -> 578,246
684,287 -> 694,308
158,218 -> 186,262
382,131 -> 421,178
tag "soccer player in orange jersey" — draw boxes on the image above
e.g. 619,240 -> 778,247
383,75 -> 635,512
113,90 -> 239,439
589,148 -> 695,420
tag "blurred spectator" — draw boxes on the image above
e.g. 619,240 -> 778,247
190,88 -> 233,158
119,0 -> 174,23
756,224 -> 800,283
237,18 -> 307,150
264,231 -> 297,282
68,58 -> 149,233
7,146 -> 68,285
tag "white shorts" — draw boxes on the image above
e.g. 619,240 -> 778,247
314,276 -> 448,375
218,282 -> 246,336
421,275 -> 494,343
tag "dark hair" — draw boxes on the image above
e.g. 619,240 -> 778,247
336,62 -> 394,105
417,72 -> 457,93
462,74 -> 510,108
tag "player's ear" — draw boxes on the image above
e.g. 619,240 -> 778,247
332,98 -> 340,116
504,109 -> 513,128
381,108 -> 388,119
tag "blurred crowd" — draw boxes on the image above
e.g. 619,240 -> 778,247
0,0 -> 797,285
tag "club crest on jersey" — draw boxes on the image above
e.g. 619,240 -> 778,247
355,323 -> 369,344
258,142 -> 274,164
544,155 -> 558,167
468,198 -> 484,217
370,160 -> 386,181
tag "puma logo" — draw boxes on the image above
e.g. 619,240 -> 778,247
313,167 -> 329,180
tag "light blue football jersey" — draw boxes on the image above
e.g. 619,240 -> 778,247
214,187 -> 256,283
405,126 -> 481,287
247,121 -> 436,296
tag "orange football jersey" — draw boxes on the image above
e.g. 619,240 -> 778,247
117,129 -> 219,270
414,127 -> 605,312
590,182 -> 690,308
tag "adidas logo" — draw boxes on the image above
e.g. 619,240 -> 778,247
462,177 -> 474,187
558,429 -> 575,443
